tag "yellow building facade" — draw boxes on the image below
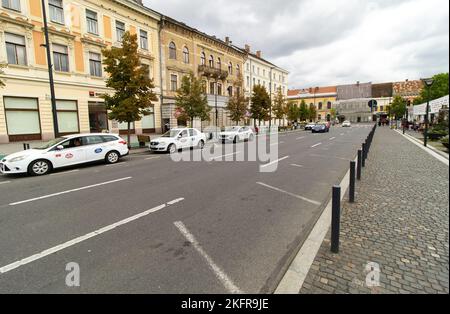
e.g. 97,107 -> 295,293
159,17 -> 246,130
287,86 -> 337,121
0,0 -> 161,143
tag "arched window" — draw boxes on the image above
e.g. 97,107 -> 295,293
217,57 -> 221,69
200,52 -> 206,66
227,86 -> 233,96
209,55 -> 214,68
327,101 -> 332,109
183,47 -> 189,64
318,102 -> 323,110
169,42 -> 176,60
236,64 -> 240,76
228,62 -> 233,75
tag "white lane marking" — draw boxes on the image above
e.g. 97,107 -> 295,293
0,198 -> 184,274
0,181 -> 11,185
145,156 -> 161,160
296,136 -> 305,140
310,153 -> 350,161
174,221 -> 243,294
329,137 -> 336,141
311,143 -> 322,148
209,151 -> 241,161
290,164 -> 304,168
256,182 -> 321,206
340,133 -> 345,136
50,169 -> 80,176
259,156 -> 290,169
9,177 -> 132,206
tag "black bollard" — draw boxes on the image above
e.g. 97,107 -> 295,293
349,161 -> 356,203
331,185 -> 341,254
357,150 -> 362,180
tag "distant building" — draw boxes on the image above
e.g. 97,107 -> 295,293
287,86 -> 337,122
335,82 -> 373,123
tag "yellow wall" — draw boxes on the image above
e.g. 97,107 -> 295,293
103,15 -> 112,40
32,31 -> 47,66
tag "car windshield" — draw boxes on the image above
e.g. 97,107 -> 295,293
34,137 -> 65,150
225,127 -> 240,132
161,130 -> 180,138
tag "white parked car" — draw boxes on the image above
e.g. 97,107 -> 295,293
150,128 -> 206,154
0,134 -> 129,176
342,120 -> 352,127
219,126 -> 254,143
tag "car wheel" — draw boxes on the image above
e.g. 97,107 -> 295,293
105,151 -> 120,164
233,136 -> 238,144
168,144 -> 177,154
28,159 -> 52,176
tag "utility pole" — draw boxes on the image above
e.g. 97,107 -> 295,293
41,0 -> 59,137
269,67 -> 273,130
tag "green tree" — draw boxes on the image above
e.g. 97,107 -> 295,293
250,85 -> 271,126
414,73 -> 449,105
329,108 -> 337,120
175,73 -> 210,127
226,93 -> 248,125
102,31 -> 157,147
308,104 -> 317,122
272,87 -> 286,126
298,100 -> 309,122
286,102 -> 299,123
390,95 -> 407,120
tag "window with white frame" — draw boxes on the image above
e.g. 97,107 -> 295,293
86,9 -> 98,35
116,21 -> 125,41
56,100 -> 79,134
52,44 -> 69,72
140,30 -> 148,50
183,47 -> 189,64
2,0 -> 20,11
89,52 -> 102,77
170,74 -> 177,91
5,33 -> 27,65
4,97 -> 41,137
49,0 -> 64,24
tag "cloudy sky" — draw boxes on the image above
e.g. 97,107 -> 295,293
144,0 -> 449,89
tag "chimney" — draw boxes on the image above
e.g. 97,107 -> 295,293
225,37 -> 230,45
256,50 -> 262,58
244,44 -> 250,52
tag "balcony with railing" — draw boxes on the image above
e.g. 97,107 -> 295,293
198,65 -> 229,80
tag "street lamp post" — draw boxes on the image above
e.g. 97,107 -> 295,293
41,0 -> 59,138
421,78 -> 434,147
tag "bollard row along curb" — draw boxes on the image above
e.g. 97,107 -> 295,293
330,123 -> 377,253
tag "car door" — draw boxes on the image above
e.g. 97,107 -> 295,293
178,130 -> 190,149
50,137 -> 86,168
83,135 -> 108,162
189,129 -> 198,147
238,128 -> 246,141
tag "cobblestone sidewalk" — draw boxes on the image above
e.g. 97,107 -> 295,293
300,127 -> 449,294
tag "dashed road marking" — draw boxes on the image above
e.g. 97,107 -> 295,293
9,177 -> 132,206
290,164 -> 304,168
0,181 -> 11,185
311,143 -> 322,148
174,221 -> 243,294
0,198 -> 184,274
259,156 -> 289,169
256,182 -> 321,206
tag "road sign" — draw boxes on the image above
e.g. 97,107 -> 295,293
368,100 -> 377,108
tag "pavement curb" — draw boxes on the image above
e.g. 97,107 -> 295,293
274,155 -> 357,294
394,130 -> 449,166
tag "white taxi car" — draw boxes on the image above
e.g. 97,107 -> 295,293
150,128 -> 206,154
0,134 -> 129,176
219,126 -> 254,143
342,120 -> 352,127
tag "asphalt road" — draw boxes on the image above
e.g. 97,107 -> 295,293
0,125 -> 372,293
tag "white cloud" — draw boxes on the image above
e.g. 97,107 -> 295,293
144,0 -> 449,87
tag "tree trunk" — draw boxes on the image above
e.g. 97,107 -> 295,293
127,121 -> 131,150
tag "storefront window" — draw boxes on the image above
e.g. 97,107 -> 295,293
142,107 -> 155,132
4,97 -> 41,138
56,100 -> 79,134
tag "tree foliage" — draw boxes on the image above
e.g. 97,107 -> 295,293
298,100 -> 309,122
308,103 -> 317,121
102,31 -> 157,145
272,87 -> 286,124
286,102 -> 299,122
414,73 -> 449,105
250,85 -> 271,125
175,73 -> 210,126
390,95 -> 407,120
226,74 -> 248,124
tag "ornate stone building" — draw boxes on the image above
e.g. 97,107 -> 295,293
159,16 -> 246,130
0,0 -> 161,143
